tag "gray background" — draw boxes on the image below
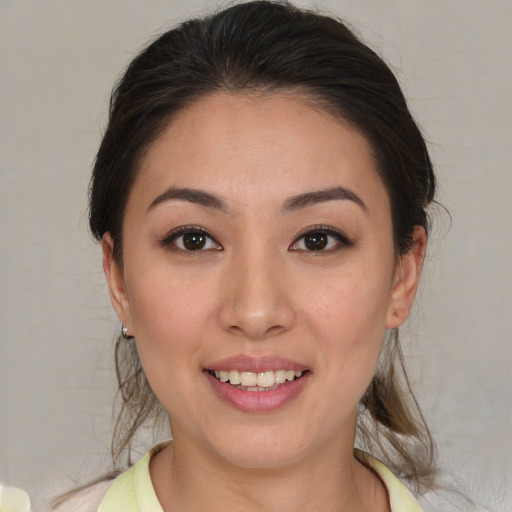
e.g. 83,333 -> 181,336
0,1 -> 510,511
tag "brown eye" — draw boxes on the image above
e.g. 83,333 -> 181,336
290,227 -> 351,252
182,232 -> 207,250
159,227 -> 222,252
304,232 -> 328,251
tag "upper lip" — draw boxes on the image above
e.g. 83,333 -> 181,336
205,354 -> 308,373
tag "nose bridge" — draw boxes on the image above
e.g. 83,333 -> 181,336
219,242 -> 294,339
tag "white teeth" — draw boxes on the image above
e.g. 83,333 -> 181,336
240,372 -> 258,387
257,371 -> 275,388
275,369 -> 287,384
212,369 -> 305,388
228,370 -> 241,385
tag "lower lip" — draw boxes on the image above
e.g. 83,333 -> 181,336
204,371 -> 309,413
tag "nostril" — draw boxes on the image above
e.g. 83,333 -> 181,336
227,323 -> 288,339
266,325 -> 287,336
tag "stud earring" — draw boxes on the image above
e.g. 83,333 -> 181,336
121,324 -> 133,339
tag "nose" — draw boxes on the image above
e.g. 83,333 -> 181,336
218,249 -> 295,340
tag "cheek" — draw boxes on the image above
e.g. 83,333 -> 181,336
124,268 -> 216,384
127,256 -> 215,330
303,264 -> 393,340
299,263 -> 393,390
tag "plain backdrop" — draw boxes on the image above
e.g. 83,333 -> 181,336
0,1 -> 510,511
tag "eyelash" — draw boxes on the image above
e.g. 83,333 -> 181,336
158,225 -> 222,252
290,225 -> 352,253
158,225 -> 352,253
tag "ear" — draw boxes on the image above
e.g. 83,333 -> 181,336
386,226 -> 427,329
102,233 -> 133,333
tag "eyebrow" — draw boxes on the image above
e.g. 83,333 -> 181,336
282,186 -> 367,213
147,187 -> 230,213
147,185 -> 367,215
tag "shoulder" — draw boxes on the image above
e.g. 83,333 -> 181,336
52,443 -> 168,512
354,451 -> 481,512
354,449 -> 425,512
97,444 -> 168,512
53,480 -> 113,512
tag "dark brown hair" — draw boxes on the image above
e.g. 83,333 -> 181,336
88,0 -> 437,495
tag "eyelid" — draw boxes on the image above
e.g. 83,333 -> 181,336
289,225 -> 352,251
158,224 -> 350,252
158,225 -> 222,251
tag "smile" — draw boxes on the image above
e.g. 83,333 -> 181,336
209,369 -> 305,391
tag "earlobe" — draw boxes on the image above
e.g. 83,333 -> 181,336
102,233 -> 133,332
386,226 -> 427,329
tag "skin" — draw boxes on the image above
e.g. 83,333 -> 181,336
103,92 -> 426,512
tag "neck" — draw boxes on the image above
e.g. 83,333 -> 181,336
150,428 -> 390,512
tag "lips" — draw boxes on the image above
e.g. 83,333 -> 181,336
206,354 -> 307,373
204,355 -> 309,412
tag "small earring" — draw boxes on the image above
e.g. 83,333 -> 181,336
121,324 -> 133,339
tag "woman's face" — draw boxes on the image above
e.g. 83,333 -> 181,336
103,92 -> 424,469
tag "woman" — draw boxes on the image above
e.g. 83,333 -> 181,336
59,1 -> 439,510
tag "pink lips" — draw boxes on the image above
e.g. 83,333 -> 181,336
204,355 -> 309,413
206,354 -> 307,373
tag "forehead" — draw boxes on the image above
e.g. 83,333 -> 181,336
130,91 -> 389,215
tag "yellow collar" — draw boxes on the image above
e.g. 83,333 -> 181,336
99,443 -> 424,512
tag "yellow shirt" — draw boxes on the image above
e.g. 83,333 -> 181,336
98,444 -> 424,512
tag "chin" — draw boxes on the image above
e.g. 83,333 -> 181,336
203,424 -> 320,470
